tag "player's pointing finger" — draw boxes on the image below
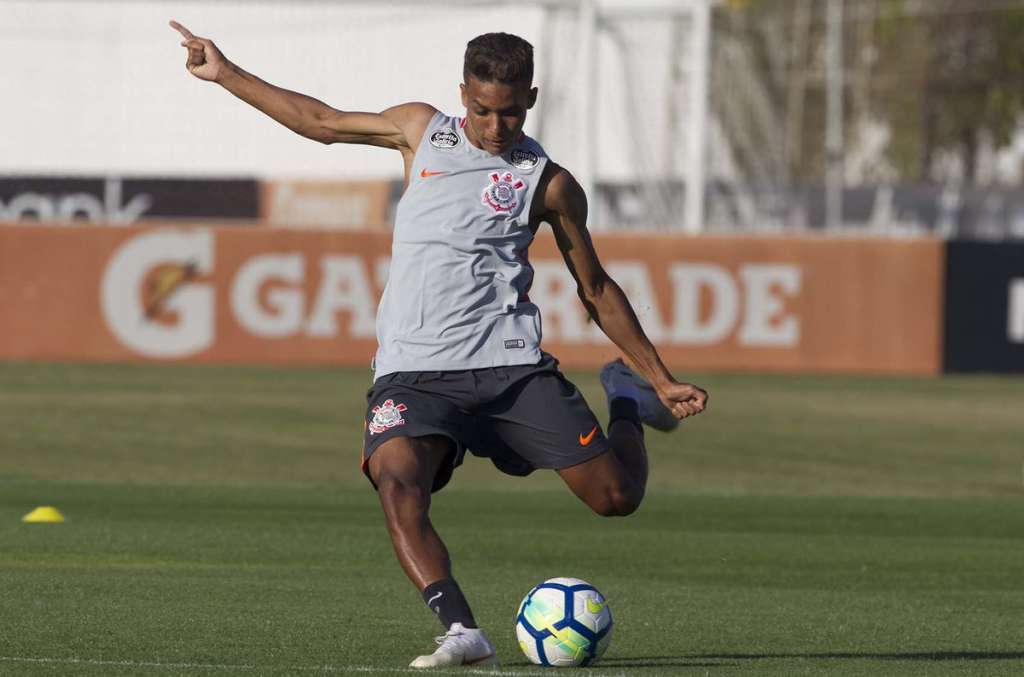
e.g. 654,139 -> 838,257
169,20 -> 196,40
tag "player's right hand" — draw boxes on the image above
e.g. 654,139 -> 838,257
656,380 -> 708,420
169,20 -> 228,82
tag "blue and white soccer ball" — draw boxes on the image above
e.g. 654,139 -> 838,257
515,577 -> 613,667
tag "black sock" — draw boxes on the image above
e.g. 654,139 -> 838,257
609,397 -> 643,435
422,578 -> 477,630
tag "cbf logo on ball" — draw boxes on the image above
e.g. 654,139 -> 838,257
482,171 -> 526,213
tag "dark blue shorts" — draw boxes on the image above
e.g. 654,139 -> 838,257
360,353 -> 610,492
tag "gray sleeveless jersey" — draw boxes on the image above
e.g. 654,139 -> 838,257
373,112 -> 550,379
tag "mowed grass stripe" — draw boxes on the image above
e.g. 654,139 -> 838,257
1,362 -> 1023,495
0,656 -> 571,676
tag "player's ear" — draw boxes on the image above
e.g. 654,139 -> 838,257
527,87 -> 538,110
460,83 -> 468,109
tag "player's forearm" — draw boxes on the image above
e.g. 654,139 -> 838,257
217,63 -> 335,142
583,280 -> 674,388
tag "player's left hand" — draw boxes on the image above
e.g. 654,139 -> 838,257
656,381 -> 708,420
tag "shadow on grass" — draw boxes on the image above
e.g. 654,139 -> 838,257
598,651 -> 1024,664
508,659 -> 735,671
502,651 -> 1024,671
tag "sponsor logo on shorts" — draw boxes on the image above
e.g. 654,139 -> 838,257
429,129 -> 460,149
368,398 -> 408,435
482,171 -> 526,213
510,149 -> 539,170
579,426 -> 598,446
504,338 -> 526,349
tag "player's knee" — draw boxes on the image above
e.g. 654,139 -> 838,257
609,488 -> 642,517
591,484 -> 643,517
376,473 -> 430,521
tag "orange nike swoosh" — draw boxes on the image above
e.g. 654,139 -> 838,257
579,426 -> 598,446
420,169 -> 448,178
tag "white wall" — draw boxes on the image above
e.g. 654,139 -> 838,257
1,0 -> 693,182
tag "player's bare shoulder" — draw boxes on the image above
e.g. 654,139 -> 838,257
379,102 -> 440,152
531,161 -> 587,228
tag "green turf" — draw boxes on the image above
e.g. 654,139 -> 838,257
1,362 -> 1023,676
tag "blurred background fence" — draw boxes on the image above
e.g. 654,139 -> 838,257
711,0 -> 1024,239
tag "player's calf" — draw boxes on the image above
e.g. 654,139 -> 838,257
368,436 -> 454,588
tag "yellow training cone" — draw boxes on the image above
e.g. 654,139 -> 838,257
22,506 -> 65,523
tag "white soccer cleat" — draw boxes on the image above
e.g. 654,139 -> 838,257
600,358 -> 679,432
409,622 -> 499,669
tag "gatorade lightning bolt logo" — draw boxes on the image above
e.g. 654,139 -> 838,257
482,171 -> 526,213
368,399 -> 408,435
144,261 -> 200,319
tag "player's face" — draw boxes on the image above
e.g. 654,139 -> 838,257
460,76 -> 537,155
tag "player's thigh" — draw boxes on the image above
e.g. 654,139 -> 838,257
361,373 -> 472,492
367,434 -> 454,495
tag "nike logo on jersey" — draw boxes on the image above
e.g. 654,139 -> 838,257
579,426 -> 598,446
420,169 -> 448,178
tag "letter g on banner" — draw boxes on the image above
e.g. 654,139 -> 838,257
101,230 -> 214,359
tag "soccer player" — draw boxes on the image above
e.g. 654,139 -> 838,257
172,21 -> 708,668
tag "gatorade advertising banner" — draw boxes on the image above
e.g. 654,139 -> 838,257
0,224 -> 944,374
944,242 -> 1024,373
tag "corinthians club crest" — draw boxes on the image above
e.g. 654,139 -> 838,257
482,171 -> 526,213
368,399 -> 408,435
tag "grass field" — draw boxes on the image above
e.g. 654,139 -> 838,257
1,362 -> 1023,676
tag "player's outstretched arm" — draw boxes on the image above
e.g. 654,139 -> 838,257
169,20 -> 435,150
540,164 -> 708,420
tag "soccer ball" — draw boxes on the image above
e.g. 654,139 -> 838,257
515,577 -> 613,667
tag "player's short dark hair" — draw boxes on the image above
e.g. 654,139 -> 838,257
464,33 -> 534,86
